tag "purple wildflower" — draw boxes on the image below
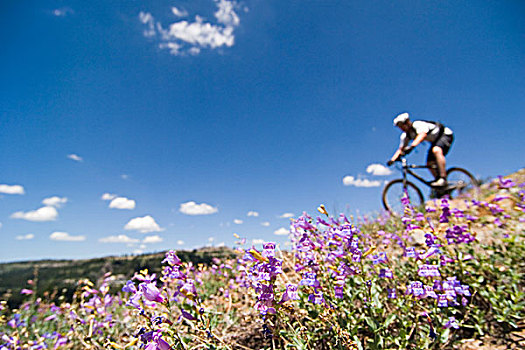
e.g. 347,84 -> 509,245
262,242 -> 276,258
352,249 -> 362,262
7,314 -> 26,328
181,310 -> 196,321
443,316 -> 460,329
308,291 -> 324,305
424,285 -> 438,299
401,191 -> 411,206
387,288 -> 397,299
143,331 -> 172,350
280,283 -> 299,302
372,252 -> 388,265
379,268 -> 393,279
350,236 -> 359,249
405,247 -> 416,258
466,214 -> 478,222
498,176 -> 515,189
300,272 -> 320,288
440,255 -> 455,265
419,245 -> 440,260
334,285 -> 344,299
162,251 -> 182,266
437,294 -> 448,307
122,280 -> 137,293
408,281 -> 424,297
418,264 -> 441,278
139,282 -> 165,303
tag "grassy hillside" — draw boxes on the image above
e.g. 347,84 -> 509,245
0,247 -> 236,309
1,170 -> 523,349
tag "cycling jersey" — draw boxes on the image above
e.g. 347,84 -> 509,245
399,120 -> 453,148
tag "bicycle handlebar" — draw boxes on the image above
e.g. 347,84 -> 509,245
393,157 -> 433,169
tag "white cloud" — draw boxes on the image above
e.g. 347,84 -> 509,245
53,7 -> 73,17
50,231 -> 86,242
139,11 -> 156,37
16,234 -> 34,240
274,227 -> 289,236
99,235 -> 139,244
67,154 -> 83,162
11,206 -> 58,222
261,221 -> 270,227
167,18 -> 235,48
143,235 -> 163,244
101,193 -> 117,201
208,237 -> 215,242
188,47 -> 201,55
133,249 -> 144,255
215,0 -> 240,26
139,11 -> 153,23
252,238 -> 265,245
180,201 -> 218,215
342,176 -> 381,188
139,0 -> 242,56
121,174 -> 130,180
247,211 -> 259,217
366,163 -> 393,176
0,222 -> 2,229
279,213 -> 294,219
177,240 -> 185,245
109,197 -> 136,210
233,219 -> 243,224
172,6 -> 188,17
42,196 -> 68,208
124,215 -> 163,233
0,184 -> 25,195
159,42 -> 182,55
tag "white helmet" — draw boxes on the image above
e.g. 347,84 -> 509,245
393,112 -> 409,126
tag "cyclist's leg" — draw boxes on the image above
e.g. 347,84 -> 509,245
428,135 -> 454,186
432,146 -> 447,179
433,134 -> 453,179
426,149 -> 438,179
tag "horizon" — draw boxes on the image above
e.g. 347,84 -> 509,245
1,0 -> 524,263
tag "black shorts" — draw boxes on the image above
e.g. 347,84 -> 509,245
427,134 -> 454,163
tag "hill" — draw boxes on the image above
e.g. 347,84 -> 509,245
1,170 -> 523,349
0,247 -> 236,309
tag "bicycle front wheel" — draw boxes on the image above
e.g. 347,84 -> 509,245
446,167 -> 480,200
382,179 -> 424,215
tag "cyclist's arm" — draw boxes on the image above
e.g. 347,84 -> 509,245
410,132 -> 427,148
390,133 -> 409,162
389,131 -> 427,162
389,148 -> 404,163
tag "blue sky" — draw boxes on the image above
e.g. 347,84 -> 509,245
1,0 -> 523,262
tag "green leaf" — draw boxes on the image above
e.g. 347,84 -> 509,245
384,314 -> 396,329
365,317 -> 377,331
475,324 -> 484,335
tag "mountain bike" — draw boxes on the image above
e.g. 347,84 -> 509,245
382,157 -> 479,215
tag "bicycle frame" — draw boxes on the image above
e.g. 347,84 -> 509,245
397,158 -> 435,189
383,158 -> 478,214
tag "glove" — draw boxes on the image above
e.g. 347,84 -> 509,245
402,145 -> 415,155
387,160 -> 394,166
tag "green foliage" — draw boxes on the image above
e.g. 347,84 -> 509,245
0,247 -> 236,309
1,171 -> 523,349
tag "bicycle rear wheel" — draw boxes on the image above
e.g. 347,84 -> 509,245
446,167 -> 480,200
382,179 -> 424,215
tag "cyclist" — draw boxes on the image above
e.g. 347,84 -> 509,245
387,112 -> 454,187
